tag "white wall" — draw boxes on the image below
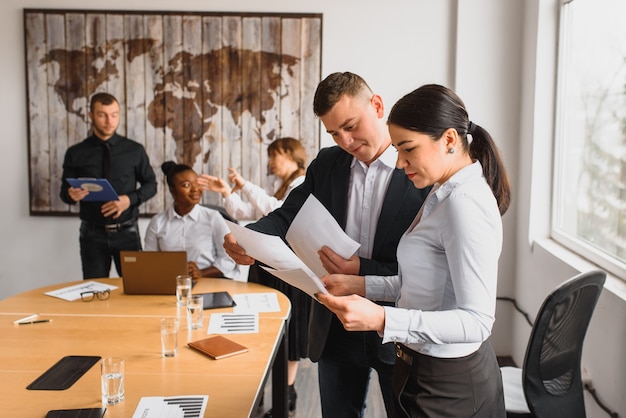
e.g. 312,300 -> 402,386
2,0 -> 623,415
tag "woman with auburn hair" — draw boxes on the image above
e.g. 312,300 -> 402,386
199,136 -> 309,417
199,137 -> 307,220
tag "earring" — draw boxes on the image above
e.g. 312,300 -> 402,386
448,148 -> 455,154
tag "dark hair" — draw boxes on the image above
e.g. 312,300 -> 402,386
90,92 -> 119,112
161,161 -> 194,187
388,84 -> 511,215
268,137 -> 307,200
313,72 -> 373,117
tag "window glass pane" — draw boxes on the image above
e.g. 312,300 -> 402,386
553,0 -> 626,276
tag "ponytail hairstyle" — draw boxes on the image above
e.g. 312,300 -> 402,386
268,137 -> 307,200
161,161 -> 194,188
387,84 -> 511,215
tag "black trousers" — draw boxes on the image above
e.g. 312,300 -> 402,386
392,340 -> 505,418
79,221 -> 141,279
317,316 -> 395,418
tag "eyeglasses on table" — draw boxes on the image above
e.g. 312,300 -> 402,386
80,289 -> 111,302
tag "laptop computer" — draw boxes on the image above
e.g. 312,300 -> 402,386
120,251 -> 188,295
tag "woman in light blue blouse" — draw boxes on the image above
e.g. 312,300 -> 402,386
317,84 -> 511,417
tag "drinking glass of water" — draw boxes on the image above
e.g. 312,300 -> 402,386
160,317 -> 179,357
176,275 -> 192,307
186,294 -> 204,330
101,357 -> 125,405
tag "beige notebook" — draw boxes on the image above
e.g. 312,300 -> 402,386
188,335 -> 248,360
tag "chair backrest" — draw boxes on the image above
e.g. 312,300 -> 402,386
522,269 -> 606,418
203,203 -> 238,224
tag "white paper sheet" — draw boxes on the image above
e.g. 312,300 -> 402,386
207,312 -> 259,334
232,292 -> 280,313
260,266 -> 327,298
286,194 -> 361,278
132,395 -> 208,418
225,194 -> 360,299
225,221 -> 315,274
44,281 -> 118,302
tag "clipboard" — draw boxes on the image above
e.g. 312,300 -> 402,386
66,178 -> 119,201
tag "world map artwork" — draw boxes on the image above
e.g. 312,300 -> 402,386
41,42 -> 299,165
25,11 -> 322,215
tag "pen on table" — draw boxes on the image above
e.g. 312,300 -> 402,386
17,319 -> 52,325
13,314 -> 38,324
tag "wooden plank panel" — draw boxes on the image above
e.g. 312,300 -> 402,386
25,12 -> 51,213
201,16 -> 223,207
300,17 -> 322,162
182,15 -> 203,171
65,13 -> 88,146
105,14 -> 126,133
259,17 -> 281,192
124,15 -> 146,147
45,13 -> 69,212
65,13 -> 87,214
144,15 -> 166,214
124,15 -> 149,214
280,18 -> 302,141
85,13 -> 107,97
161,14 -> 183,210
222,16 -> 243,182
241,17 -> 263,191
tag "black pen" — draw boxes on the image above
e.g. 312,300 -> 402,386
18,319 -> 52,325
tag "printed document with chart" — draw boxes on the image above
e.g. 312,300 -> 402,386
225,194 -> 360,298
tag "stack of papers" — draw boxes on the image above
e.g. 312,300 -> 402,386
226,194 -> 360,298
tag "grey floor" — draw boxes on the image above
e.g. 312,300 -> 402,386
254,358 -> 386,418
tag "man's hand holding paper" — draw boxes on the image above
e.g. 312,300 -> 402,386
285,194 -> 361,278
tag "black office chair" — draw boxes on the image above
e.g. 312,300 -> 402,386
501,269 -> 606,418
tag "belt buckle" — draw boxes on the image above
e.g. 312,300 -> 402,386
104,224 -> 119,232
395,344 -> 413,365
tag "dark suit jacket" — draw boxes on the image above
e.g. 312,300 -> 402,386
248,146 -> 430,362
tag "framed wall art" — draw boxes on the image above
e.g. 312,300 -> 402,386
24,9 -> 322,216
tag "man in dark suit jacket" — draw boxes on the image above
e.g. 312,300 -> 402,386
225,72 -> 430,417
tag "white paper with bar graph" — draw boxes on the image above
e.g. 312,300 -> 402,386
132,395 -> 208,417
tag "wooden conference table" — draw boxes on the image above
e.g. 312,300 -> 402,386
0,278 -> 291,417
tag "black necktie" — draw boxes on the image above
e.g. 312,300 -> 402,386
103,142 -> 112,180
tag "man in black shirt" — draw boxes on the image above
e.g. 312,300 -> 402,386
60,93 -> 157,279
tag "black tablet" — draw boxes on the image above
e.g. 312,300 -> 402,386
199,291 -> 236,309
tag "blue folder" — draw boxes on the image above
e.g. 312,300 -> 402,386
66,178 -> 119,202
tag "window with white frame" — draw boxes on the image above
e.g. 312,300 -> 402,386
553,0 -> 626,279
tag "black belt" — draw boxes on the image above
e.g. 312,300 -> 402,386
83,219 -> 137,232
395,343 -> 416,366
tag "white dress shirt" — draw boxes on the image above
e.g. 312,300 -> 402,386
345,145 -> 396,258
223,175 -> 305,221
144,204 -> 239,279
365,161 -> 502,358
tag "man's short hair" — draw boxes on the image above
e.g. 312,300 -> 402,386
313,72 -> 373,117
90,92 -> 119,112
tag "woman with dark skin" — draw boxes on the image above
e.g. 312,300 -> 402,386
145,162 -> 238,279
